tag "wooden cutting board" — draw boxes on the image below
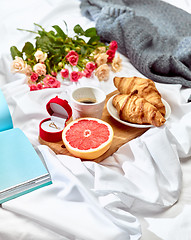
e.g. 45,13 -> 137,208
39,90 -> 148,162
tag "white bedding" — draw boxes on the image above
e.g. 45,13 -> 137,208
1,0 -> 191,239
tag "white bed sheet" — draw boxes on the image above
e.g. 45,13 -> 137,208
1,0 -> 191,239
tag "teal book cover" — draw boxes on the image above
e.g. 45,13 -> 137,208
0,89 -> 52,204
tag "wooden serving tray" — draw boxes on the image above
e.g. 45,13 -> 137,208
39,90 -> 148,163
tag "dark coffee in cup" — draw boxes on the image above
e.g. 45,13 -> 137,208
77,98 -> 96,104
71,86 -> 106,120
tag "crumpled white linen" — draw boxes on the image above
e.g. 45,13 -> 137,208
3,145 -> 141,240
92,126 -> 181,212
1,68 -> 190,239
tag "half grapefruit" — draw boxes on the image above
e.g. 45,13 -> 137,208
62,118 -> 114,159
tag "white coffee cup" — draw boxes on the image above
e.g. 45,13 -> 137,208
70,86 -> 106,120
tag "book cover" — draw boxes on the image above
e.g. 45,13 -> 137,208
0,89 -> 52,204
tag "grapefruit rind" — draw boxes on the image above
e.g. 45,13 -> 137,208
62,118 -> 114,160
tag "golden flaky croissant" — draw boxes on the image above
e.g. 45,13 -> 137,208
112,91 -> 166,127
114,76 -> 166,116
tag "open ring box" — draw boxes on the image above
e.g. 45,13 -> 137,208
39,96 -> 72,142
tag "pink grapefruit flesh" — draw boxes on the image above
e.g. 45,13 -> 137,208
62,118 -> 114,159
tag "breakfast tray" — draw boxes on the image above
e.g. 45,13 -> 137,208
39,90 -> 148,163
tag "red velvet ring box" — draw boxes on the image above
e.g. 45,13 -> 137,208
39,96 -> 72,142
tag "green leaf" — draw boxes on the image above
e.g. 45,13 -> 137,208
63,20 -> 68,35
49,30 -> 56,36
84,27 -> 97,37
52,55 -> 62,64
52,25 -> 66,40
45,59 -> 51,74
74,36 -> 85,44
87,36 -> 100,45
36,36 -> 51,52
47,31 -> 58,42
34,23 -> 46,32
81,46 -> 87,55
37,30 -> 45,37
22,42 -> 34,55
73,24 -> 85,36
17,28 -> 38,34
10,46 -> 22,59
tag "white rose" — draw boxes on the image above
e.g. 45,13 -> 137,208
34,50 -> 47,62
11,56 -> 26,73
111,54 -> 122,72
23,64 -> 33,76
94,53 -> 108,67
33,63 -> 46,76
95,64 -> 110,81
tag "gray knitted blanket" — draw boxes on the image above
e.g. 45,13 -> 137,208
80,0 -> 191,89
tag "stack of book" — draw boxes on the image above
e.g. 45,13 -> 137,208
0,89 -> 52,204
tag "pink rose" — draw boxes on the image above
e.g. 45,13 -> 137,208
61,68 -> 69,78
43,75 -> 61,88
67,55 -> 78,66
36,82 -> 44,90
66,50 -> 78,58
29,84 -> 38,91
70,71 -> 81,82
78,71 -> 83,79
109,41 -> 118,51
83,69 -> 92,78
51,71 -> 57,77
30,72 -> 39,82
66,50 -> 79,66
85,62 -> 96,72
106,49 -> 115,63
33,63 -> 46,76
56,81 -> 61,88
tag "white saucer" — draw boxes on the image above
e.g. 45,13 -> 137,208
107,94 -> 171,128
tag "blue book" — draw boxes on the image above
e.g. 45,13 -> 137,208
0,89 -> 52,204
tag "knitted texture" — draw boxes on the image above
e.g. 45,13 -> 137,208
80,0 -> 191,88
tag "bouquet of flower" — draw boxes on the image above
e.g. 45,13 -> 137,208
10,23 -> 122,91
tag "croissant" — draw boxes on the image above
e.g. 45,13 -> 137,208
114,76 -> 166,116
112,91 -> 166,127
